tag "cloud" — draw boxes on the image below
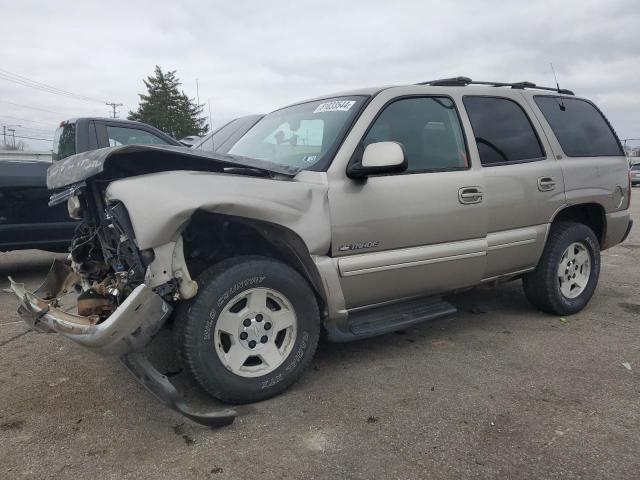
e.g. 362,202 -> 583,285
1,0 -> 638,150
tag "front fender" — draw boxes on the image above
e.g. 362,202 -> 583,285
104,170 -> 331,254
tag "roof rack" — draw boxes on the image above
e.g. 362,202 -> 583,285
416,76 -> 574,95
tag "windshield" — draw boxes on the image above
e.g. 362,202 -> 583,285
632,164 -> 640,171
228,96 -> 367,170
52,122 -> 76,161
194,115 -> 263,152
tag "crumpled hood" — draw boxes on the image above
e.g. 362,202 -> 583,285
47,144 -> 302,190
105,170 -> 331,255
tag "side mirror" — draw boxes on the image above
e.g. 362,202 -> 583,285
347,141 -> 407,179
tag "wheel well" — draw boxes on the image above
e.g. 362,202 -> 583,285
181,211 -> 327,315
552,203 -> 605,246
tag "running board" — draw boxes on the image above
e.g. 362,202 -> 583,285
327,297 -> 457,342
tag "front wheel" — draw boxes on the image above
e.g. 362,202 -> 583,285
523,222 -> 601,316
174,256 -> 320,404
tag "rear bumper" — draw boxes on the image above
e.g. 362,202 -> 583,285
9,260 -> 172,356
603,210 -> 633,249
621,219 -> 633,244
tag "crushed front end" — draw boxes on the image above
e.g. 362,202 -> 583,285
9,180 -> 236,427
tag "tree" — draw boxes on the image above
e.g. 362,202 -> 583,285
128,66 -> 208,139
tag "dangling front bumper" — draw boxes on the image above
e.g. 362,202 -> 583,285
8,259 -> 171,357
8,259 -> 237,428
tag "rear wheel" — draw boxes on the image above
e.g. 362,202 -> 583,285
523,222 -> 600,315
174,256 -> 320,404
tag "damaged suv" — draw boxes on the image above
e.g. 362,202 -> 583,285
10,77 -> 632,426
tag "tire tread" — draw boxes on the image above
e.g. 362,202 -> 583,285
174,256 -> 320,404
523,221 -> 600,315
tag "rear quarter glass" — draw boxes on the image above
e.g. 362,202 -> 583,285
533,96 -> 623,157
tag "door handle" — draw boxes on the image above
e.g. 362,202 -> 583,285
458,187 -> 483,205
537,177 -> 556,192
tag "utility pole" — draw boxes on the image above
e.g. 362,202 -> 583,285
8,129 -> 15,148
2,124 -> 21,148
105,102 -> 123,119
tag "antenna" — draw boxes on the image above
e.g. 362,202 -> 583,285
550,63 -> 566,110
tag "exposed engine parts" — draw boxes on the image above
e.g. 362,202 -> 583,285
67,188 -> 181,322
77,289 -> 115,317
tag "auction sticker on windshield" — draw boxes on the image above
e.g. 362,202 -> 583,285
313,100 -> 356,113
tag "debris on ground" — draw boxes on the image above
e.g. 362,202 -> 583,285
1,419 -> 24,431
468,307 -> 487,314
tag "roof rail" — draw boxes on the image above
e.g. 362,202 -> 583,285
416,76 -> 574,95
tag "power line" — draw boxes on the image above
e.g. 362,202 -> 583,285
13,126 -> 55,135
0,98 -> 72,116
0,98 -> 105,122
13,123 -> 53,131
0,114 -> 56,128
0,68 -> 107,104
4,133 -> 53,142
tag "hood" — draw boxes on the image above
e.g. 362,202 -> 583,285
47,144 -> 302,190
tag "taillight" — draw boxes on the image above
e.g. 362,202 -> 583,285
628,170 -> 632,208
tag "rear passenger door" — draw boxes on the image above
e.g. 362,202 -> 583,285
462,94 -> 566,280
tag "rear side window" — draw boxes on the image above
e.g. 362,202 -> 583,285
363,96 -> 468,172
534,97 -> 623,157
463,96 -> 544,166
106,126 -> 169,146
52,123 -> 76,161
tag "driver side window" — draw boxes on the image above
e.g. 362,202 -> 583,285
363,96 -> 469,173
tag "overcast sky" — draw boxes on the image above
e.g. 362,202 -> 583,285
1,0 -> 639,151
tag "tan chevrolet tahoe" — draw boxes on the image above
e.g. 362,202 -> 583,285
11,77 -> 633,426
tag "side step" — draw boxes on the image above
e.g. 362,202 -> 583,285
327,297 -> 457,342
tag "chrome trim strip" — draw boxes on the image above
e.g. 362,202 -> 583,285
338,238 -> 487,277
486,226 -> 540,248
487,238 -> 536,251
340,250 -> 486,277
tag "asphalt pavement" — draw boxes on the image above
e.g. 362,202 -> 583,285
1,202 -> 638,479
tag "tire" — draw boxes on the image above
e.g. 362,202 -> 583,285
523,221 -> 600,316
173,256 -> 320,404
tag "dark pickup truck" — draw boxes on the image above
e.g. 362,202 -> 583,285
1,118 -> 181,252
52,117 -> 181,161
